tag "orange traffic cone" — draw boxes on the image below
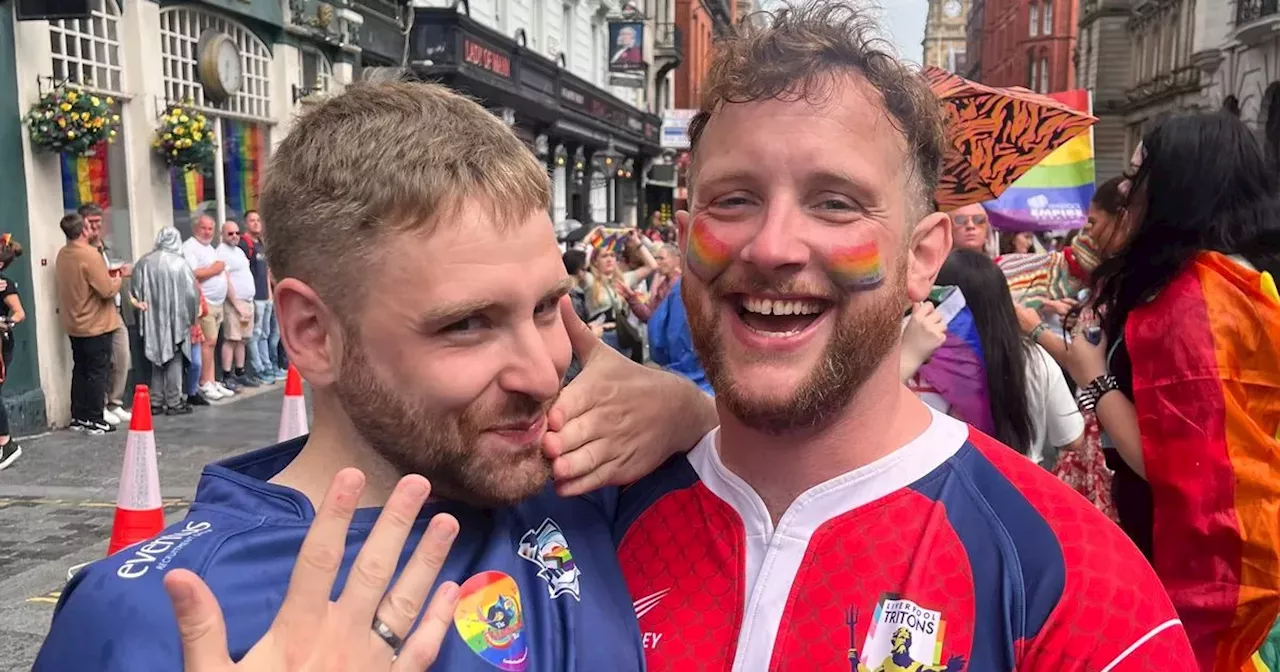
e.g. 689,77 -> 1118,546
278,365 -> 308,442
107,385 -> 165,556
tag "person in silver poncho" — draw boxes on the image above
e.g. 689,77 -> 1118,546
132,227 -> 200,414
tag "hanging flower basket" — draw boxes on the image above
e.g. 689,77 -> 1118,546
154,101 -> 216,176
23,85 -> 120,156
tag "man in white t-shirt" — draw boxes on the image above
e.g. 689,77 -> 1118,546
216,221 -> 256,391
181,215 -> 233,401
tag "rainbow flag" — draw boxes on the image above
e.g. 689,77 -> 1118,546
60,146 -> 111,211
588,227 -> 631,256
221,118 -> 265,218
1127,252 -> 1280,671
918,286 -> 994,436
984,90 -> 1096,233
169,167 -> 206,216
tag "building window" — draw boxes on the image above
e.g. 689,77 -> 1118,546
49,0 -> 131,257
1039,56 -> 1050,93
160,6 -> 273,233
1029,3 -> 1039,37
561,4 -> 573,65
299,47 -> 333,94
1043,0 -> 1053,35
49,0 -> 122,92
1028,50 -> 1037,89
532,0 -> 545,51
159,6 -> 273,119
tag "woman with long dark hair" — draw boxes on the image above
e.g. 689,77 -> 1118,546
932,249 -> 1083,460
1035,111 -> 1280,670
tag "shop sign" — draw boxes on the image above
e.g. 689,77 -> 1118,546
463,37 -> 512,79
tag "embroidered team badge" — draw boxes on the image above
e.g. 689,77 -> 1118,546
848,595 -> 966,672
517,518 -> 581,601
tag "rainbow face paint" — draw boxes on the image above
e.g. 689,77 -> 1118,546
685,215 -> 734,282
827,241 -> 885,291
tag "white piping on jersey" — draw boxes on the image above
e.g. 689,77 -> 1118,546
633,588 -> 671,620
1099,619 -> 1183,672
685,407 -> 970,672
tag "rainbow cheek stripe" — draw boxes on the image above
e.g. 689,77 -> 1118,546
453,571 -> 529,671
686,216 -> 734,282
828,241 -> 885,291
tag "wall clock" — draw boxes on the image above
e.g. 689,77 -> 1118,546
944,0 -> 963,18
197,31 -> 242,103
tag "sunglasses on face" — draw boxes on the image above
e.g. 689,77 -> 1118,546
952,215 -> 988,227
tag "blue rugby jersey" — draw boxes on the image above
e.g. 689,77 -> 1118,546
34,438 -> 644,672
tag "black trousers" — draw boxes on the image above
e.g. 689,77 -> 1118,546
0,336 -> 13,436
69,333 -> 113,423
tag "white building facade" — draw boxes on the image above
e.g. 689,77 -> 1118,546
0,0 -> 667,430
0,0 -> 388,430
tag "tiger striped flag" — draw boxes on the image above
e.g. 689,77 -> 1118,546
1126,252 -> 1280,671
984,90 -> 1096,233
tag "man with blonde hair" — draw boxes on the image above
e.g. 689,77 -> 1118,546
35,80 -> 714,671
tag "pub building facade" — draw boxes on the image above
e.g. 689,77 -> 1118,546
409,7 -> 663,227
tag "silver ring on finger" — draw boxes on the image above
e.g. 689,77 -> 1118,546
372,615 -> 405,655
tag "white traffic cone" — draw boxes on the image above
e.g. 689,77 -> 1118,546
107,385 -> 164,556
278,365 -> 308,442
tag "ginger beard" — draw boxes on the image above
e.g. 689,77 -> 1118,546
333,332 -> 554,507
683,248 -> 908,435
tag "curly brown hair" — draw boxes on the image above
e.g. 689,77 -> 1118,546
687,1 -> 945,213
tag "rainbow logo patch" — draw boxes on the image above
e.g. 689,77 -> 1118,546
686,215 -> 733,282
828,241 -> 884,291
452,571 -> 529,671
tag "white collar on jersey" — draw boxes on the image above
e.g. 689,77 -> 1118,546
686,408 -> 971,672
689,406 -> 970,542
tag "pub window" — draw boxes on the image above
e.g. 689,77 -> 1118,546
299,47 -> 333,94
50,0 -> 131,258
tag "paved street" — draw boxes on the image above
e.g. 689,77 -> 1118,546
0,386 -> 298,670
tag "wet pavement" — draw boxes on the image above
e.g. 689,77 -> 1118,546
0,384 -> 297,670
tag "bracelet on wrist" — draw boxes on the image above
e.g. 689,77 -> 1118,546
1028,322 -> 1050,343
1077,373 -> 1119,412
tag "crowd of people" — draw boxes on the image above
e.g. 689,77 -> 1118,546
18,0 -> 1280,670
7,204 -> 292,460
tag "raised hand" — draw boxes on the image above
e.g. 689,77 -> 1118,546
163,469 -> 460,672
542,299 -> 717,496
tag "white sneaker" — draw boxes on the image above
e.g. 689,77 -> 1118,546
108,406 -> 131,423
200,382 -> 225,401
102,408 -> 120,425
215,381 -> 235,397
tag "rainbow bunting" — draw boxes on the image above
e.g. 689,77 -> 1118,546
1127,252 -> 1280,671
917,286 -> 994,436
984,90 -> 1096,232
59,146 -> 111,211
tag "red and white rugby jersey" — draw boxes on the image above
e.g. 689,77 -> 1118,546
614,410 -> 1195,671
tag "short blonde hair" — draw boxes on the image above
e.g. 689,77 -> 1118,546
261,80 -> 550,300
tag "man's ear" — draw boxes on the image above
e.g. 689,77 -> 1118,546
273,278 -> 344,387
906,211 -> 952,303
